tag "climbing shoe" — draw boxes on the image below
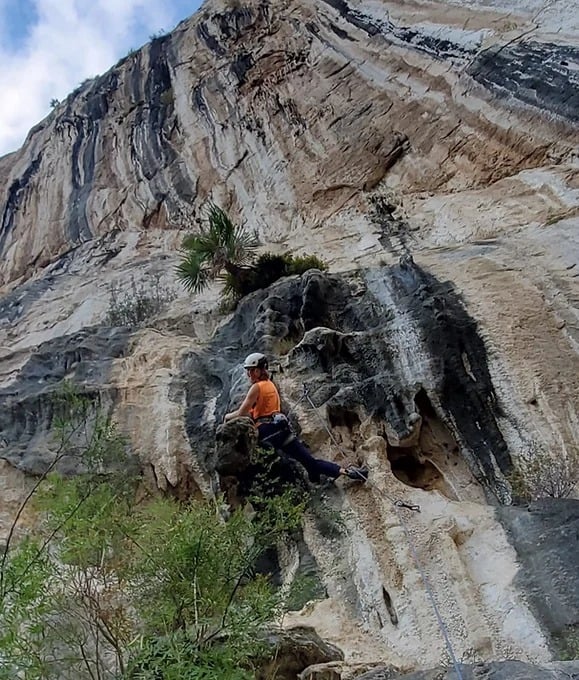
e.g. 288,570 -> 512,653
345,466 -> 369,482
308,470 -> 321,484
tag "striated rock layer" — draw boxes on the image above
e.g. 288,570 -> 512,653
0,0 -> 578,675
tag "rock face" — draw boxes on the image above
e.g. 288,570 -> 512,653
1,0 -> 578,675
357,660 -> 579,679
497,500 -> 579,658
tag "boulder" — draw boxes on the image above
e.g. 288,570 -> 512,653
256,627 -> 344,680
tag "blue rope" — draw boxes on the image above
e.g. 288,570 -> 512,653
290,383 -> 463,676
394,504 -> 465,680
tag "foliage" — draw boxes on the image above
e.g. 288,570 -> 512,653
249,447 -> 307,543
554,626 -> 579,661
285,573 -> 326,612
176,203 -> 327,303
106,273 -> 177,328
0,395 -> 301,680
148,29 -> 167,41
509,442 -> 579,501
176,203 -> 259,294
126,633 -> 256,680
0,385 -> 136,679
222,251 -> 328,302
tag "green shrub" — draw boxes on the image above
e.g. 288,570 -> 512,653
0,394 -> 294,679
286,254 -> 328,275
553,626 -> 579,660
509,443 -> 579,501
223,252 -> 328,302
106,274 -> 177,327
249,447 -> 307,543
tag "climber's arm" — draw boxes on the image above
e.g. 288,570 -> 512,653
223,383 -> 259,423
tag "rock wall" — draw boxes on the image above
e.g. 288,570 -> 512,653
1,0 -> 578,676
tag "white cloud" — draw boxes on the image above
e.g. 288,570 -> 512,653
0,0 -> 192,156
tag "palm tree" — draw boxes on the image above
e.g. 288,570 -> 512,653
176,203 -> 259,294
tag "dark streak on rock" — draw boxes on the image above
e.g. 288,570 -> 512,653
69,116 -> 98,242
320,0 -> 380,36
327,21 -> 356,42
63,70 -> 124,243
197,22 -> 225,56
192,83 -> 210,120
390,256 -> 511,488
0,154 -> 42,257
0,272 -> 57,324
231,52 -> 255,86
469,41 -> 579,124
215,6 -> 256,40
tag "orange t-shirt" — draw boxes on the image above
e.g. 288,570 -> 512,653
250,380 -> 281,420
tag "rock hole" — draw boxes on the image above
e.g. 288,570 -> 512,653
385,389 -> 465,499
382,586 -> 398,625
327,406 -> 360,430
387,444 -> 444,491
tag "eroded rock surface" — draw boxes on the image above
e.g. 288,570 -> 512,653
497,500 -> 579,656
356,660 -> 579,679
0,0 -> 578,675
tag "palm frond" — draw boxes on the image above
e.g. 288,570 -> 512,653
175,251 -> 211,293
229,226 -> 259,265
206,202 -> 236,245
179,204 -> 260,296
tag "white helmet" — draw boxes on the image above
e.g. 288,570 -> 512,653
243,352 -> 268,369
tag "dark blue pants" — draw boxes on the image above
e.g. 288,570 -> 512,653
257,422 -> 341,482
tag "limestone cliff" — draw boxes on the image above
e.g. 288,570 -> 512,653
0,0 -> 578,676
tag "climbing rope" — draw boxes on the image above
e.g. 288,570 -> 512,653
393,504 -> 465,680
292,383 -> 464,679
301,384 -> 351,460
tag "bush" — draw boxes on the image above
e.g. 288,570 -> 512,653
106,274 -> 177,327
509,443 -> 579,501
223,252 -> 327,301
0,399 -> 302,679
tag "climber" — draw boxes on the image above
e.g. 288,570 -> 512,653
223,352 -> 368,483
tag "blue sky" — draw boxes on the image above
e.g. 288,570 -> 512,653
0,0 -> 203,156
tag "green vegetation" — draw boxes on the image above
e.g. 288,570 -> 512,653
176,204 -> 327,304
222,252 -> 328,302
106,273 -> 177,327
0,391 -> 308,679
509,442 -> 579,501
553,626 -> 579,661
176,203 -> 259,295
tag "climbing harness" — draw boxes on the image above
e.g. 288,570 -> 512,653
294,383 -> 464,679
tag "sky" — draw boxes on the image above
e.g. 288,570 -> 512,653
0,0 -> 203,156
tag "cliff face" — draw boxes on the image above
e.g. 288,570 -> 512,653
1,0 -> 578,676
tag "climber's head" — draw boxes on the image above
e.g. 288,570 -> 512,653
243,352 -> 268,382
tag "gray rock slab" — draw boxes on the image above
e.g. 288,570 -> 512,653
497,500 -> 579,655
357,660 -> 579,679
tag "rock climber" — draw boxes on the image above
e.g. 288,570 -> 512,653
223,352 -> 368,483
